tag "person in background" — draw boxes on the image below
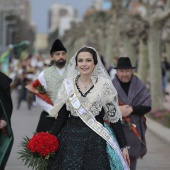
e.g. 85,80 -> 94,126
0,71 -> 13,170
107,56 -> 119,80
161,54 -> 170,95
100,54 -> 106,68
16,68 -> 34,110
35,39 -> 67,132
112,57 -> 151,170
48,47 -> 130,169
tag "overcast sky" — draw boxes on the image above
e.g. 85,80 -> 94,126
29,0 -> 93,33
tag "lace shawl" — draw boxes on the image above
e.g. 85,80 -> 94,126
50,76 -> 122,123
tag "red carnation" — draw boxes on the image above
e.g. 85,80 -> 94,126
19,132 -> 59,170
32,79 -> 41,88
26,132 -> 59,157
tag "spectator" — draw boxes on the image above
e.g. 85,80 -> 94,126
107,56 -> 119,80
161,54 -> 170,95
112,57 -> 151,170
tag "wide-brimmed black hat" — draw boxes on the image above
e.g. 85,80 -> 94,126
50,39 -> 67,55
114,57 -> 136,69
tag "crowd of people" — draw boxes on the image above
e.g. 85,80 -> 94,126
8,52 -> 51,110
1,37 -> 170,169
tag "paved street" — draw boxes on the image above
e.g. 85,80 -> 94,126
6,91 -> 41,170
5,90 -> 170,170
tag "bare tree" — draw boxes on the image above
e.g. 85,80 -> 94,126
138,0 -> 170,109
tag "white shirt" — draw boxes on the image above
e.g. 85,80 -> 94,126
35,66 -> 66,112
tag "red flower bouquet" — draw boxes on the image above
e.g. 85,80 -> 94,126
25,79 -> 53,105
18,132 -> 59,170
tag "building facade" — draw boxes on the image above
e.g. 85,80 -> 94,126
48,3 -> 77,37
0,0 -> 34,53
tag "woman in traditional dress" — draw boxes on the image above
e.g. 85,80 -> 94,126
48,47 -> 130,170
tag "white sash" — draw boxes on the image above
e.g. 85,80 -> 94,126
64,79 -> 129,170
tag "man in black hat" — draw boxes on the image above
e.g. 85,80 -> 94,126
35,39 -> 67,132
112,57 -> 151,170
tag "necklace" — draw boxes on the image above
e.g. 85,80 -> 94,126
75,75 -> 94,103
75,75 -> 94,97
79,78 -> 91,91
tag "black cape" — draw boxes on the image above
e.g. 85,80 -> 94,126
0,71 -> 14,170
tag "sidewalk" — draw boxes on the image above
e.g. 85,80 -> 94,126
146,83 -> 170,145
146,117 -> 170,144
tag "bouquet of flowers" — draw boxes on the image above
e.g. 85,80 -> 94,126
25,79 -> 53,105
18,132 -> 59,170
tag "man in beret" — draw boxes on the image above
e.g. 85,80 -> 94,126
35,39 -> 67,132
112,57 -> 151,170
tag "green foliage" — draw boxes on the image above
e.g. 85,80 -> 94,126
36,85 -> 46,94
18,136 -> 53,170
148,109 -> 170,128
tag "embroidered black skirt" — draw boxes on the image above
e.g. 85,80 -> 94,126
50,116 -> 110,170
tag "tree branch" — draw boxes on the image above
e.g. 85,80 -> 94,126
156,9 -> 170,22
165,0 -> 170,11
124,0 -> 132,9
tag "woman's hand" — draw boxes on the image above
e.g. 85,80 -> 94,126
122,148 -> 130,167
0,119 -> 7,129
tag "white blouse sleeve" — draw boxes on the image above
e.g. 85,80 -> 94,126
102,80 -> 122,123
